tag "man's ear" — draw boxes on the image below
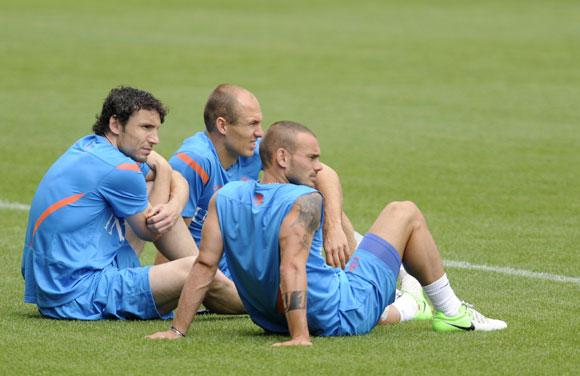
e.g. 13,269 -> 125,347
276,148 -> 290,168
108,115 -> 122,136
215,116 -> 228,136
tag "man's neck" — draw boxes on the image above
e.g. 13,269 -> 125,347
261,169 -> 288,185
103,133 -> 118,148
206,132 -> 237,169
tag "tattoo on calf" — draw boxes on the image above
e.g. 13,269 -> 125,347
283,290 -> 307,312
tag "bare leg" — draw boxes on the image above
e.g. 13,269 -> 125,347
367,201 -> 444,285
154,219 -> 198,260
149,256 -> 196,314
154,252 -> 170,265
380,305 -> 402,324
203,270 -> 245,314
370,201 -> 506,331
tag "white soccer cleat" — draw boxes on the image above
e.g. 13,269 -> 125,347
432,302 -> 507,332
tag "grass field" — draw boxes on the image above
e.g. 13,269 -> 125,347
1,0 -> 579,374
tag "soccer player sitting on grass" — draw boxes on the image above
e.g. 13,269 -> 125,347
21,86 -> 240,320
147,121 -> 507,344
154,84 -> 356,307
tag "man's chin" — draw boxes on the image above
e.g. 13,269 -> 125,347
133,154 -> 148,163
289,179 -> 315,188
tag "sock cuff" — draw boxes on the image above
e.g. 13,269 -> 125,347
422,273 -> 449,294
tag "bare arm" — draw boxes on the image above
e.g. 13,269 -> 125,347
127,152 -> 189,240
146,171 -> 189,233
315,163 -> 351,269
144,150 -> 172,207
273,192 -> 322,347
146,196 -> 224,340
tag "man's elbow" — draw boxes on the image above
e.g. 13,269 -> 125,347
137,233 -> 160,243
131,226 -> 162,242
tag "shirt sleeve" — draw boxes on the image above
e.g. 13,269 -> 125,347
169,151 -> 209,218
139,162 -> 151,178
99,167 -> 149,219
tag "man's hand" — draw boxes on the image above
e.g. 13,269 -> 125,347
145,150 -> 167,174
145,330 -> 184,340
323,224 -> 351,269
146,200 -> 182,234
272,337 -> 312,347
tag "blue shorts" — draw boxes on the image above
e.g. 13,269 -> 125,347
39,245 -> 170,320
218,253 -> 233,280
337,233 -> 401,335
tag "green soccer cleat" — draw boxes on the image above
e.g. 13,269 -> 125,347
410,291 -> 433,321
432,302 -> 507,332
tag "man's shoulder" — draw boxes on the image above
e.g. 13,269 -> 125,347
219,180 -> 253,196
278,184 -> 319,199
175,132 -> 214,157
75,134 -> 136,169
170,133 -> 217,170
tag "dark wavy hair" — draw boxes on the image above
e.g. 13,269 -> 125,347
92,86 -> 167,136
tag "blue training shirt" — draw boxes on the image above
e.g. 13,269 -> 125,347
215,180 -> 346,336
169,132 -> 261,276
168,131 -> 261,244
21,135 -> 149,307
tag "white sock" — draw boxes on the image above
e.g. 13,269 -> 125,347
422,274 -> 461,317
354,231 -> 363,247
390,292 -> 419,322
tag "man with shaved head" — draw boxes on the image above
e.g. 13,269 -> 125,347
162,85 -> 355,313
148,120 -> 506,343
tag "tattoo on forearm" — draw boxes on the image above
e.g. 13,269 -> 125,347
283,290 -> 307,312
293,193 -> 322,234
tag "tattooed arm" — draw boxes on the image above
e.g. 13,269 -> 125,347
273,192 -> 323,347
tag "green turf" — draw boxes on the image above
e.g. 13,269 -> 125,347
1,0 -> 579,374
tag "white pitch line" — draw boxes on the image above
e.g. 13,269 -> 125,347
444,259 -> 580,285
0,200 -> 30,211
1,199 -> 578,285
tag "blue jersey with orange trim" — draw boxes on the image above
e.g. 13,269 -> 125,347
215,181 -> 344,336
21,135 -> 149,307
169,132 -> 261,245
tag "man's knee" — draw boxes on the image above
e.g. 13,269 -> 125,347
208,272 -> 235,295
153,256 -> 196,283
381,201 -> 424,228
204,271 -> 245,314
174,256 -> 196,276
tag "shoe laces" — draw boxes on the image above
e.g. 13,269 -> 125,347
461,301 -> 487,323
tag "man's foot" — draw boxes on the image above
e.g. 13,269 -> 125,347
432,302 -> 507,332
407,290 -> 433,321
399,268 -> 432,320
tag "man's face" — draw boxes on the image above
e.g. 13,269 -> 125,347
116,109 -> 161,162
223,93 -> 264,158
286,132 -> 323,188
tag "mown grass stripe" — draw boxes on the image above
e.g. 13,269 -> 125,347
445,259 -> 580,285
0,200 -> 29,211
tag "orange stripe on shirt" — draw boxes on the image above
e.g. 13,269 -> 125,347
32,193 -> 85,237
176,153 -> 209,184
116,162 -> 141,172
